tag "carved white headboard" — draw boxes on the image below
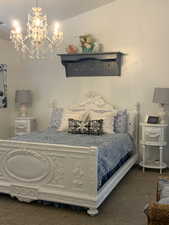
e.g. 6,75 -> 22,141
50,91 -> 140,150
69,91 -> 117,112
71,91 -> 139,150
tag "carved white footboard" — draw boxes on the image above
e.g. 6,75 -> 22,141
0,140 -> 98,210
0,139 -> 138,215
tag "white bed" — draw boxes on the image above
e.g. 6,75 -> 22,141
0,93 -> 139,215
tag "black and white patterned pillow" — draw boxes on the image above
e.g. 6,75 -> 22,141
68,119 -> 104,135
89,119 -> 103,135
68,119 -> 90,134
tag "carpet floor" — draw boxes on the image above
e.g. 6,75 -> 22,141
0,166 -> 168,225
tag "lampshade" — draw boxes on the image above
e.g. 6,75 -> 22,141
153,88 -> 169,105
15,90 -> 32,106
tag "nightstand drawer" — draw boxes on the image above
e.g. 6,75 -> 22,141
144,127 -> 161,142
15,127 -> 28,134
14,117 -> 37,136
144,127 -> 161,136
15,120 -> 28,128
141,123 -> 167,144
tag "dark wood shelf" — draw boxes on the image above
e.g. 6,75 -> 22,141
58,52 -> 124,77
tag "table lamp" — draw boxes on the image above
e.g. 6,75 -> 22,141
153,88 -> 169,123
15,90 -> 32,117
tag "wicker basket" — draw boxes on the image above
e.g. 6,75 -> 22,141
144,177 -> 169,225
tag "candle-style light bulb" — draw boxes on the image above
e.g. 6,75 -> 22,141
54,22 -> 60,33
35,18 -> 41,26
12,20 -> 21,33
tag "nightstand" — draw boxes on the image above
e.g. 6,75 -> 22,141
15,117 -> 37,136
139,123 -> 168,174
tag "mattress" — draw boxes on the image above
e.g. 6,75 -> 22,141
12,128 -> 135,189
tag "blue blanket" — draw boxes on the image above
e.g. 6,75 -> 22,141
12,128 -> 134,189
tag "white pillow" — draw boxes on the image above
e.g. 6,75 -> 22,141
89,111 -> 116,134
58,109 -> 85,131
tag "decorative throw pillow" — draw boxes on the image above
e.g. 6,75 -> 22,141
114,109 -> 128,133
89,119 -> 103,135
58,110 -> 85,131
89,111 -> 115,134
49,108 -> 63,129
68,119 -> 90,134
127,110 -> 137,137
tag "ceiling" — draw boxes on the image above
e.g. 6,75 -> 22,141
0,0 -> 114,40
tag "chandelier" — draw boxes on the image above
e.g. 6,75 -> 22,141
10,0 -> 63,59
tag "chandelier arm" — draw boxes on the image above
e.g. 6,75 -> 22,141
22,35 -> 29,42
15,36 -> 32,55
21,43 -> 32,55
46,37 -> 63,50
47,36 -> 63,46
13,37 -> 32,56
46,37 -> 54,45
21,36 -> 32,53
23,44 -> 31,52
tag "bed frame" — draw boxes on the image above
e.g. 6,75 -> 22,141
0,93 -> 139,216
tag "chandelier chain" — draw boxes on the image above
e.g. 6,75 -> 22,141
36,0 -> 38,8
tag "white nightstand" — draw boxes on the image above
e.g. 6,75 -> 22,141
15,117 -> 37,136
139,123 -> 168,174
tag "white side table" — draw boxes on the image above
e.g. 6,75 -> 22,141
15,117 -> 37,136
139,123 -> 168,174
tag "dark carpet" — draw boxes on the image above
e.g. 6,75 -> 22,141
0,166 -> 168,225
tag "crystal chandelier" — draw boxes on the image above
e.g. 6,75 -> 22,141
10,0 -> 63,59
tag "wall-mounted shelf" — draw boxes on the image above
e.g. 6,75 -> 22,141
58,52 -> 124,77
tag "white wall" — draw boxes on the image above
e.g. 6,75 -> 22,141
23,0 -> 169,130
0,40 -> 31,138
2,0 -> 169,160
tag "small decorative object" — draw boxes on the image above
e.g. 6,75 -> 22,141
66,44 -> 78,54
153,88 -> 169,123
92,42 -> 102,53
146,115 -> 160,124
15,90 -> 32,117
0,64 -> 7,108
79,34 -> 96,53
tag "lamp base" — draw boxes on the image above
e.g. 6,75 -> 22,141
159,104 -> 166,124
20,104 -> 28,117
